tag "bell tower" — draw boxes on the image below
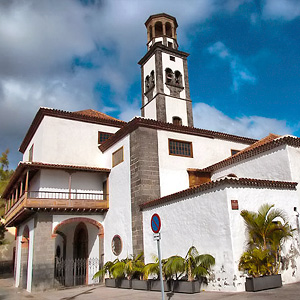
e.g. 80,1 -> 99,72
138,13 -> 193,127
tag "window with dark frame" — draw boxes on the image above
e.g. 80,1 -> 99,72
112,147 -> 124,167
169,139 -> 193,157
170,56 -> 175,61
98,131 -> 113,144
112,235 -> 122,256
172,116 -> 182,126
231,149 -> 240,156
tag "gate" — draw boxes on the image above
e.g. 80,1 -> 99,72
55,257 -> 101,286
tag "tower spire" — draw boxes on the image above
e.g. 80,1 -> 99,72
138,13 -> 194,127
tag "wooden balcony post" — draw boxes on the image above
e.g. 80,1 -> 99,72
25,170 -> 29,204
20,181 -> 23,198
15,187 -> 19,204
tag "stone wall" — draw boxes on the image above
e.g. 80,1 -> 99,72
130,127 -> 160,255
31,213 -> 55,291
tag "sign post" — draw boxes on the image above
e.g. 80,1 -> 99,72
151,213 -> 164,300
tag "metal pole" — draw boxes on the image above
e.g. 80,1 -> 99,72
157,234 -> 165,300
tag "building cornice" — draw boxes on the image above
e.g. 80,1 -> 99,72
200,135 -> 300,173
138,43 -> 189,66
99,117 -> 257,152
19,107 -> 126,154
140,177 -> 298,210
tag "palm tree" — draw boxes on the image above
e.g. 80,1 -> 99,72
239,204 -> 294,276
185,246 -> 215,281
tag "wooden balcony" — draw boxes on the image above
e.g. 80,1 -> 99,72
4,190 -> 109,227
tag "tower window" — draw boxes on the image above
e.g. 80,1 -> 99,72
154,21 -> 163,37
169,139 -> 193,157
172,116 -> 182,126
149,25 -> 153,40
165,68 -> 173,84
166,22 -> 172,38
170,56 -> 175,61
174,71 -> 183,86
145,70 -> 155,92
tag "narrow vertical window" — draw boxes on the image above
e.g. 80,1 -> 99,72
29,144 -> 34,162
112,147 -> 124,167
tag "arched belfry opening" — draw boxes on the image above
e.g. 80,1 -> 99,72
145,13 -> 178,50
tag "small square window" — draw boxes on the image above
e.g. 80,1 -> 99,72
112,147 -> 124,167
98,131 -> 113,144
170,56 -> 175,61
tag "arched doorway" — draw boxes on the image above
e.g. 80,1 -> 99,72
73,223 -> 88,285
20,226 -> 29,289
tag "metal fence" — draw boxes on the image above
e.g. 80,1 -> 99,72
55,257 -> 101,287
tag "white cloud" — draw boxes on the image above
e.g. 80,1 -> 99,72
263,0 -> 300,20
208,41 -> 257,93
193,102 -> 294,139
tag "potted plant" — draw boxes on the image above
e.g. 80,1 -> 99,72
239,204 -> 294,292
168,246 -> 215,294
93,259 -> 119,287
144,257 -> 170,292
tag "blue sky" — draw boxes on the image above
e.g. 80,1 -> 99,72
0,0 -> 300,168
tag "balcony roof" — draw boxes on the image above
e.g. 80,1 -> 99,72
2,162 -> 110,198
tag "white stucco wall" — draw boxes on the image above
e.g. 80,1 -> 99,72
144,99 -> 157,120
15,218 -> 35,292
142,184 -> 300,292
143,54 -> 156,106
22,116 -> 120,167
157,130 -> 250,197
165,96 -> 188,126
142,187 -> 236,291
287,146 -> 300,182
212,146 -> 292,181
102,136 -> 133,261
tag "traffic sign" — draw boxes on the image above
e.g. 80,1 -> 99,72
151,213 -> 161,233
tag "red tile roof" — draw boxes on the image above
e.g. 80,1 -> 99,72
74,109 -> 121,121
2,162 -> 110,199
140,177 -> 298,210
199,134 -> 300,173
19,107 -> 126,153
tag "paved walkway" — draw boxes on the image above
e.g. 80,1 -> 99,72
1,276 -> 300,300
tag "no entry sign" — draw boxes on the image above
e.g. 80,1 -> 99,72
151,213 -> 161,233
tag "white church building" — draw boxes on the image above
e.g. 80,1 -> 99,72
3,13 -> 300,292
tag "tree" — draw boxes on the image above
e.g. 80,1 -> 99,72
0,149 -> 14,244
239,204 -> 294,277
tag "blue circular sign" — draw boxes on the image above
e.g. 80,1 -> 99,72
151,213 -> 161,233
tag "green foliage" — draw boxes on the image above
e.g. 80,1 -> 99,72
239,204 -> 294,277
0,222 -> 7,245
0,149 -> 14,217
93,253 -> 145,280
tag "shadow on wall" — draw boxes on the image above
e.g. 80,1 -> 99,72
0,228 -> 15,277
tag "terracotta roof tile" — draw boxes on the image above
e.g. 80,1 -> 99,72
74,109 -> 121,121
140,177 -> 298,210
19,107 -> 126,153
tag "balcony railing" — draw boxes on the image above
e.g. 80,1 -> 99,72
27,191 -> 106,201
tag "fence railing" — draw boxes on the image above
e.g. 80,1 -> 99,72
55,257 -> 102,287
28,191 -> 107,201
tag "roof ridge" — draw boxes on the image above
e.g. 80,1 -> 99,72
200,134 -> 300,173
